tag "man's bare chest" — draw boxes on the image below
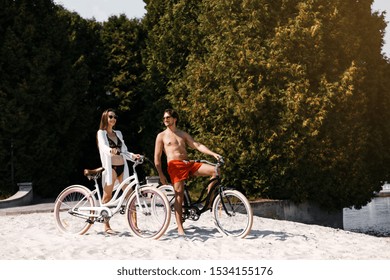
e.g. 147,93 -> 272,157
164,134 -> 185,148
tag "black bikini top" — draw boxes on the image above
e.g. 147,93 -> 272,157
107,133 -> 122,149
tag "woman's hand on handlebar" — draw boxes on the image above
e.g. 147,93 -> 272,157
132,154 -> 142,161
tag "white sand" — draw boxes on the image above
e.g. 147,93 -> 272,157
0,210 -> 389,260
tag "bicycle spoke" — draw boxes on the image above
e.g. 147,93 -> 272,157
213,190 -> 253,238
126,187 -> 171,239
54,186 -> 95,235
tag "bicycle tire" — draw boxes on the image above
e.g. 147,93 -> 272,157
54,185 -> 95,235
212,189 -> 253,238
125,186 -> 171,239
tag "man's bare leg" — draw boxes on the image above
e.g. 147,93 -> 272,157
173,181 -> 186,236
194,164 -> 219,207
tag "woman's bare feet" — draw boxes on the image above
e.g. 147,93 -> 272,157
104,221 -> 117,235
105,228 -> 117,235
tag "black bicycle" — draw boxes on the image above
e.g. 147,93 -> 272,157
158,158 -> 253,238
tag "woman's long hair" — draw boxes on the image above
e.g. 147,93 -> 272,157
99,108 -> 116,130
97,108 -> 116,147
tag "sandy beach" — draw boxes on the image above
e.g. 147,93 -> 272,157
0,207 -> 389,260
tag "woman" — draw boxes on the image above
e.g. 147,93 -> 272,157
97,108 -> 140,234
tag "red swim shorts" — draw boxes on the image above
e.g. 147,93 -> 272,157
167,160 -> 202,184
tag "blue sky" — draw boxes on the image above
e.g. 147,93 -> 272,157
54,0 -> 389,57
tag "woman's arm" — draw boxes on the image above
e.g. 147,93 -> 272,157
97,130 -> 111,155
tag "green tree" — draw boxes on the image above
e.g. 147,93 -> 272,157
165,0 -> 389,210
0,0 -> 99,196
99,15 -> 148,156
141,0 -> 206,160
101,15 -> 145,111
295,0 -> 390,209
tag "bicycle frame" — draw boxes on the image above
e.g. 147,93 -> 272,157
184,176 -> 220,213
76,157 -> 148,219
180,159 -> 233,218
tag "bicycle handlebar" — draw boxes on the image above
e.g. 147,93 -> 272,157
120,153 -> 223,169
191,157 -> 225,167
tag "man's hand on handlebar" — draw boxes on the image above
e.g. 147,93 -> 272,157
213,153 -> 222,161
215,154 -> 224,163
215,155 -> 224,167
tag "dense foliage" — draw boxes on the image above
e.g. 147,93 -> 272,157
143,0 -> 390,210
1,0 -> 389,211
0,0 -> 101,196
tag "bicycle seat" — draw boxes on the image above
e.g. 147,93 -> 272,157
83,167 -> 105,180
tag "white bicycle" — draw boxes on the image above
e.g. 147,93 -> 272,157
53,155 -> 171,239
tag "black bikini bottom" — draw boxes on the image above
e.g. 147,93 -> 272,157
112,164 -> 124,177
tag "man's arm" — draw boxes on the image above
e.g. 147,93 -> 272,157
185,132 -> 221,160
154,133 -> 169,185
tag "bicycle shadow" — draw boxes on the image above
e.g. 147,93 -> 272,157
161,225 -> 220,242
247,229 -> 309,241
97,227 -> 307,244
160,226 -> 308,242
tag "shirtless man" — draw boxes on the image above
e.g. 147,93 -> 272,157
154,109 -> 222,236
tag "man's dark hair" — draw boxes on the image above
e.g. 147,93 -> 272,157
164,109 -> 179,126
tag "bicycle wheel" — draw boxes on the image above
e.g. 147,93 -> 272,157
125,186 -> 171,239
54,185 -> 95,235
212,189 -> 253,238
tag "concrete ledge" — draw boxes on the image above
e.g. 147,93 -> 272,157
251,199 -> 343,229
0,201 -> 54,216
0,182 -> 33,209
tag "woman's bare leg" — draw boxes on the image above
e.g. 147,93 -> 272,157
102,169 -> 118,232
